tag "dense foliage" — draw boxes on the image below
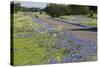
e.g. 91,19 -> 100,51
44,3 -> 97,18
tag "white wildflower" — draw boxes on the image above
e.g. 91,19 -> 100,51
58,26 -> 62,31
53,33 -> 57,37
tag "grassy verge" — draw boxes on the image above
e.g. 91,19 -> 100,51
58,16 -> 72,19
80,19 -> 97,26
13,12 -> 33,32
32,12 -> 49,20
13,12 -> 47,65
58,15 -> 97,26
13,12 -> 69,65
81,22 -> 97,26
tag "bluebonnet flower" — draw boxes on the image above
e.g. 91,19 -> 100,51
70,54 -> 83,62
17,34 -> 26,38
27,33 -> 33,37
63,57 -> 71,62
49,59 -> 57,64
30,16 -> 97,63
72,54 -> 82,58
34,17 -> 43,23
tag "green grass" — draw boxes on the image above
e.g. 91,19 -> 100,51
13,12 -> 48,65
13,32 -> 46,65
13,31 -> 68,65
58,15 -> 97,26
32,12 -> 52,25
87,13 -> 97,19
80,19 -> 97,26
58,16 -> 72,19
81,22 -> 97,26
13,12 -> 72,66
13,13 -> 33,32
13,12 -> 43,32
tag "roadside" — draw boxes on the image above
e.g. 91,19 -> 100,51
37,13 -> 97,42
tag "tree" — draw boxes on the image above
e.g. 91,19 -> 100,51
89,6 -> 97,13
44,3 -> 70,17
44,3 -> 90,17
11,1 -> 22,13
68,5 -> 90,15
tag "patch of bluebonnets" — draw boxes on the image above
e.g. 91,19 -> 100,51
16,16 -> 97,63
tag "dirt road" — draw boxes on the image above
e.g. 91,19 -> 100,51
42,16 -> 97,42
25,12 -> 97,42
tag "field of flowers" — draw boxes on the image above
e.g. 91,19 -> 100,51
13,12 -> 97,66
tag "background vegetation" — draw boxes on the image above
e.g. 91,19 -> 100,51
11,2 -> 97,18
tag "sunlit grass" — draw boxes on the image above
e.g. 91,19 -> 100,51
81,22 -> 97,26
14,13 -> 33,32
59,16 -> 72,19
58,15 -> 97,26
13,31 -> 63,65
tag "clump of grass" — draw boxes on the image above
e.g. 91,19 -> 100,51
14,42 -> 46,65
81,22 -> 97,26
14,14 -> 33,32
59,16 -> 72,19
81,19 -> 97,26
13,12 -> 43,32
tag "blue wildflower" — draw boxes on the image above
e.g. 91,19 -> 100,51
63,57 -> 71,62
49,59 -> 57,64
72,54 -> 82,58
